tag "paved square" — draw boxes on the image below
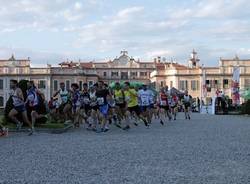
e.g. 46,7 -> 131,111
1,113 -> 250,184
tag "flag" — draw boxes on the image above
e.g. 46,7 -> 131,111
232,66 -> 240,105
202,68 -> 207,98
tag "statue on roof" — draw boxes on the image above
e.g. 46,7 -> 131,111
8,54 -> 16,61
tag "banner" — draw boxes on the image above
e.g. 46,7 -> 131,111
231,66 -> 240,106
202,69 -> 207,98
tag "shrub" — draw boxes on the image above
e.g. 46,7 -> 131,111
241,100 -> 250,115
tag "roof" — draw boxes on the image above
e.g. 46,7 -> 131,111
172,63 -> 188,69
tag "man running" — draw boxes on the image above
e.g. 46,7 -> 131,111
182,90 -> 192,120
53,82 -> 72,123
170,91 -> 179,120
8,80 -> 33,135
26,81 -> 47,135
123,82 -> 144,130
158,87 -> 171,125
138,85 -> 153,126
70,83 -> 81,127
113,82 -> 126,127
79,83 -> 92,127
96,81 -> 111,132
89,84 -> 99,131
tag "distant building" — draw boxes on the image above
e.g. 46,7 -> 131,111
150,50 -> 250,99
1,51 -> 250,108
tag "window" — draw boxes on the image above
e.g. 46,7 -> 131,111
53,80 -> 58,91
38,80 -> 46,89
79,81 -> 83,91
103,72 -> 107,77
0,79 -> 3,90
191,80 -> 198,91
179,80 -> 188,90
245,79 -> 250,88
160,81 -> 164,87
206,80 -> 210,85
140,72 -> 147,77
170,81 -> 173,88
9,68 -> 14,73
88,81 -> 94,87
223,79 -> 229,88
66,80 -> 70,90
111,72 -> 119,77
0,96 -> 3,107
131,72 -> 137,77
121,72 -> 128,80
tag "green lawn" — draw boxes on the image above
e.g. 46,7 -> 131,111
0,115 -> 65,129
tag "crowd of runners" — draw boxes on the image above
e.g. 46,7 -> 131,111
1,80 -> 193,136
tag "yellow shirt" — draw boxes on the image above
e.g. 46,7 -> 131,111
124,89 -> 138,107
114,89 -> 124,104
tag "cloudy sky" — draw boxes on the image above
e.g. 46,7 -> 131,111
0,0 -> 250,66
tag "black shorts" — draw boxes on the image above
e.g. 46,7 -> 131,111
116,103 -> 126,109
159,105 -> 169,111
128,105 -> 140,116
30,105 -> 40,112
149,104 -> 155,109
184,103 -> 191,109
84,105 -> 92,114
59,102 -> 71,113
171,105 -> 177,109
90,105 -> 99,111
140,106 -> 150,113
14,105 -> 26,113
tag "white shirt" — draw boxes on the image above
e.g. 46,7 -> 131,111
138,89 -> 152,106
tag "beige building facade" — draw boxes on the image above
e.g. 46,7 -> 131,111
150,50 -> 250,100
1,51 -> 250,108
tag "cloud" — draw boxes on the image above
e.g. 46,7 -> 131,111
0,0 -> 250,66
146,50 -> 173,59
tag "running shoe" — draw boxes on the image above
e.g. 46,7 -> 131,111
160,120 -> 164,125
28,128 -> 34,136
122,125 -> 130,130
16,121 -> 23,131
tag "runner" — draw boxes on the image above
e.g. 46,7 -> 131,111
79,83 -> 91,128
8,80 -> 33,135
148,87 -> 157,124
70,83 -> 81,128
182,90 -> 192,120
26,81 -> 47,135
89,84 -> 99,131
53,82 -> 72,123
170,91 -> 179,120
96,81 -> 111,132
158,87 -> 170,125
123,82 -> 143,130
138,85 -> 154,127
113,82 -> 126,128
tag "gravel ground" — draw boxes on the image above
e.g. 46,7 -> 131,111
1,113 -> 250,184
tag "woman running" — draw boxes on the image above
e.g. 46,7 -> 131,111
8,80 -> 33,135
182,90 -> 192,120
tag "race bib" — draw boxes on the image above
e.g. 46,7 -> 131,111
83,97 -> 90,104
160,100 -> 167,106
125,96 -> 131,102
90,101 -> 97,107
108,99 -> 116,107
116,97 -> 124,104
141,96 -> 149,106
97,97 -> 104,105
